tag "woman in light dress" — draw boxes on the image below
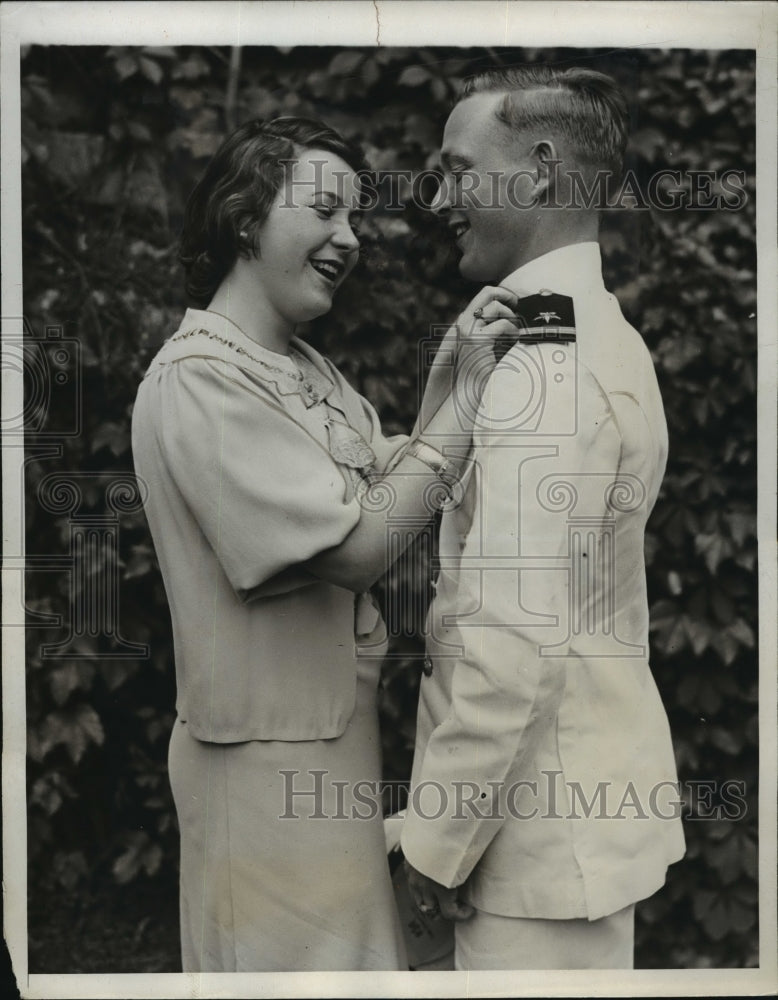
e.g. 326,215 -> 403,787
131,116 -> 518,971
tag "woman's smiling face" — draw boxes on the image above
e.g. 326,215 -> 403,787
250,148 -> 362,328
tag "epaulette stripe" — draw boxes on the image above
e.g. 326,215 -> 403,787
512,289 -> 577,344
516,326 -> 576,342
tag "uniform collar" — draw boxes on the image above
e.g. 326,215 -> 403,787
500,242 -> 606,299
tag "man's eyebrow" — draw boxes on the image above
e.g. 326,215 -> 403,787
440,152 -> 471,170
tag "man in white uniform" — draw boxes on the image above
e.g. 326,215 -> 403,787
400,66 -> 685,970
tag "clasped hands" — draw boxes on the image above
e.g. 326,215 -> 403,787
404,858 -> 474,922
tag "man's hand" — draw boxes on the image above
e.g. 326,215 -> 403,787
404,859 -> 474,922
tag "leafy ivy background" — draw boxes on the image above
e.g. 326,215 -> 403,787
20,45 -> 757,971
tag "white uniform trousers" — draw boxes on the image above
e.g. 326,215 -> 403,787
455,903 -> 635,970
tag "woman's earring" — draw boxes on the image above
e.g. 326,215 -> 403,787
239,230 -> 248,238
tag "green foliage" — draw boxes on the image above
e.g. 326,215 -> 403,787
22,45 -> 757,969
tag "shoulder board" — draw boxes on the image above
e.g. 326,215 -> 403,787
512,289 -> 576,344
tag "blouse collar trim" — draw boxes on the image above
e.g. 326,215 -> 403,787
151,308 -> 335,408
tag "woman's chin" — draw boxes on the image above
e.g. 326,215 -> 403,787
298,297 -> 335,323
288,277 -> 342,326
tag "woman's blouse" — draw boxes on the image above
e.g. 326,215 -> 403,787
131,308 -> 408,742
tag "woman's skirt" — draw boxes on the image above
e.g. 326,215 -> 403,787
167,659 -> 407,972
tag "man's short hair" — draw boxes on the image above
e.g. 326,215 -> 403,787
462,66 -> 629,176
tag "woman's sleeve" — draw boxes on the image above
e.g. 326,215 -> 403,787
160,358 -> 362,597
360,393 -> 410,473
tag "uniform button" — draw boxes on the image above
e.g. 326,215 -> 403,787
422,655 -> 434,677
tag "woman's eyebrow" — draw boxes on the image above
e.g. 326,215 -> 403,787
311,187 -> 357,205
311,189 -> 365,216
311,188 -> 338,202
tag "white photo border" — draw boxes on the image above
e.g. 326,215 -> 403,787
2,2 -> 776,998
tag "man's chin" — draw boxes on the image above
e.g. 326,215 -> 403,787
458,255 -> 495,284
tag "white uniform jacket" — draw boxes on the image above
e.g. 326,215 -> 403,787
401,243 -> 685,921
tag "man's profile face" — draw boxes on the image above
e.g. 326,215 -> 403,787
436,92 -> 539,283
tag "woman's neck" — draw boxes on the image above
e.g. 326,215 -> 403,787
207,270 -> 294,355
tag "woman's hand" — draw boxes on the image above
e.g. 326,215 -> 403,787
449,286 -> 522,401
419,285 -> 521,418
454,284 -> 521,348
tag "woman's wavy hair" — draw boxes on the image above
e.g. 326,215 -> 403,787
179,117 -> 369,307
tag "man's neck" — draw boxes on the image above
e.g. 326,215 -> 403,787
499,240 -> 604,299
511,216 -> 600,274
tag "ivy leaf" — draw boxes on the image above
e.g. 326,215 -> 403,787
38,131 -> 105,185
710,629 -> 739,666
727,899 -> 757,935
362,58 -> 380,88
701,899 -> 731,941
30,776 -> 63,816
101,660 -> 139,692
37,704 -> 105,763
127,121 -> 152,143
728,617 -> 755,648
125,164 -> 168,220
399,66 -> 432,87
695,533 -> 726,574
704,837 -> 741,885
329,50 -> 365,76
142,46 -> 176,61
683,617 -> 711,656
123,543 -> 155,580
431,78 -> 448,103
91,420 -> 130,457
114,55 -> 138,81
630,127 -> 666,160
171,53 -> 211,80
692,888 -> 715,921
725,511 -> 755,546
48,663 -> 94,706
113,830 -> 161,883
52,850 -> 88,891
708,726 -> 743,755
138,56 -> 163,85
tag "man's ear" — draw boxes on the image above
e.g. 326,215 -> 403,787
528,139 -> 561,201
